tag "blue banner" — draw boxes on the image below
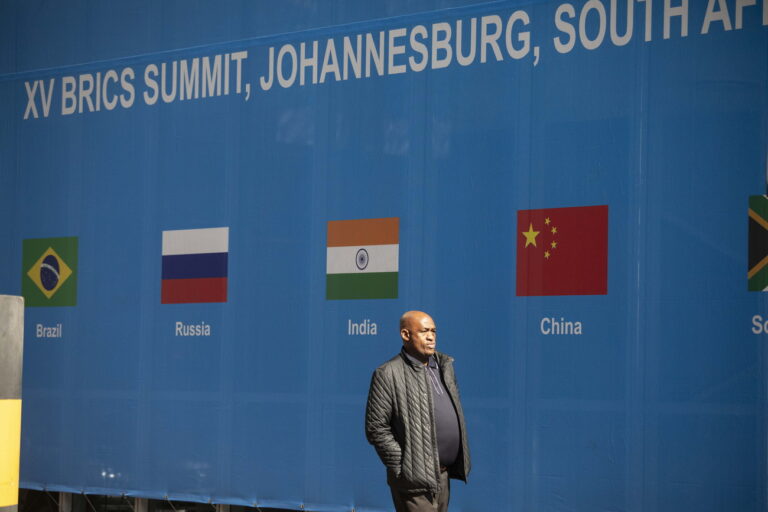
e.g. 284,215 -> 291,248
1,1 -> 766,510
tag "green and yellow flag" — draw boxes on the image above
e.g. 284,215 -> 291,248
21,237 -> 78,307
748,196 -> 768,291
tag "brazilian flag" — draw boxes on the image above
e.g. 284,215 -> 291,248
21,236 -> 78,306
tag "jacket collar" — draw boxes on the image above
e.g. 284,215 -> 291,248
400,347 -> 452,368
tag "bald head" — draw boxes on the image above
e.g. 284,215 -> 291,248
400,311 -> 437,364
400,310 -> 430,330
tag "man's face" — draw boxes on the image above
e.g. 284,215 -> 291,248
401,313 -> 437,362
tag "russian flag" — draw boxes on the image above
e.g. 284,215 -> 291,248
161,227 -> 229,304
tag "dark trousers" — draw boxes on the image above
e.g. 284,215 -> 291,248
389,468 -> 450,512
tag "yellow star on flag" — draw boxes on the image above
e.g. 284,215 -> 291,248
522,223 -> 539,248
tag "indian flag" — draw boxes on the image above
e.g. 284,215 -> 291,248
326,217 -> 399,300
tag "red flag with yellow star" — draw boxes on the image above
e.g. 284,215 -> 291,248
516,205 -> 608,296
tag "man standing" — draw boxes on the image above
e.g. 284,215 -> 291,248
365,311 -> 470,512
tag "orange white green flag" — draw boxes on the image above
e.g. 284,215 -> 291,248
326,217 -> 399,300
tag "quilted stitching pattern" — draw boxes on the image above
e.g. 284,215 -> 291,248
365,351 -> 471,494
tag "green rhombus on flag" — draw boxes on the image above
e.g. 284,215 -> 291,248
21,236 -> 78,306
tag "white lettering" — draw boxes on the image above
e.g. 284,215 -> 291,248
409,26 -> 429,71
702,0 -> 732,33
343,35 -> 363,79
735,0 -> 757,29
388,28 -> 407,74
320,39 -> 341,83
505,10 -> 531,59
174,321 -> 212,337
540,317 -> 582,335
610,0 -> 634,46
365,32 -> 385,77
120,68 -> 135,108
36,323 -> 63,338
224,53 -> 230,95
39,79 -> 54,118
277,44 -> 298,88
347,319 -> 379,335
62,76 -> 78,115
300,41 -> 318,86
230,50 -> 248,93
432,22 -> 453,69
102,70 -> 119,110
750,314 -> 768,334
580,0 -> 607,50
160,62 -> 178,103
456,18 -> 477,66
143,64 -> 159,105
764,0 -> 768,25
202,55 -> 222,97
557,1 -> 648,52
261,47 -> 275,90
638,0 -> 653,41
664,0 -> 689,39
480,15 -> 503,62
78,73 -> 96,113
554,4 -> 577,53
180,59 -> 199,100
24,80 -> 39,119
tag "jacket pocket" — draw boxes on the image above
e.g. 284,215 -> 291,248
386,466 -> 402,486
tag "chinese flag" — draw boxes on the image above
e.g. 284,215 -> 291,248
516,205 -> 608,296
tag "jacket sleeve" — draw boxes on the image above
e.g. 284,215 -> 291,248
365,366 -> 402,474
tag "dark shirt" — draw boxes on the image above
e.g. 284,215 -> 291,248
403,349 -> 461,467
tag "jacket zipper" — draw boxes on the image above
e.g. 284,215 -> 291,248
422,366 -> 442,494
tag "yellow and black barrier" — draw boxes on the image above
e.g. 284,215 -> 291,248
0,296 -> 23,512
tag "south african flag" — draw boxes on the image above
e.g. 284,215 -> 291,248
748,195 -> 768,291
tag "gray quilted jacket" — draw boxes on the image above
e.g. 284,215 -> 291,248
365,350 -> 471,494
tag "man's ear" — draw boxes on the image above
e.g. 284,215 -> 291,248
400,328 -> 410,343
